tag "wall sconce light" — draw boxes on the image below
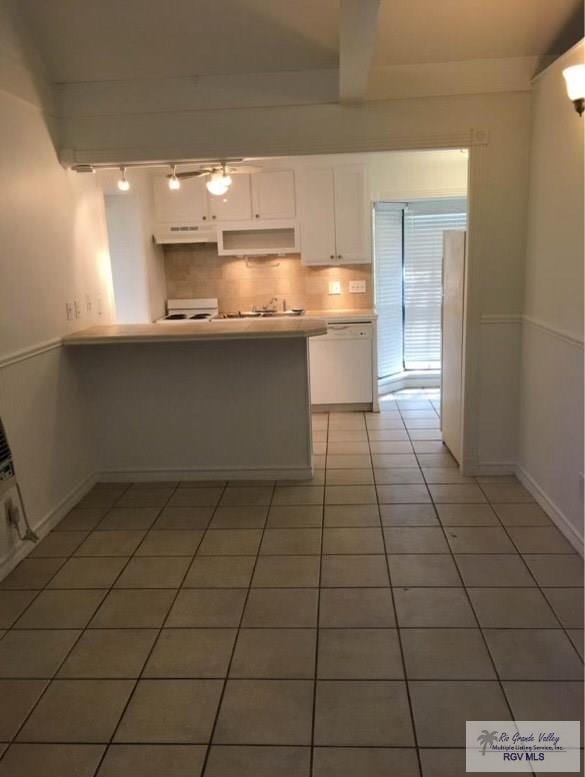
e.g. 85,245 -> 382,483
562,64 -> 585,116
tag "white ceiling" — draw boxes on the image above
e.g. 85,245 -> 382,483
18,0 -> 584,84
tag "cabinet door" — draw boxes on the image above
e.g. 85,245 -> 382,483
208,174 -> 252,222
152,175 -> 209,223
297,169 -> 336,265
251,170 -> 295,220
333,165 -> 370,263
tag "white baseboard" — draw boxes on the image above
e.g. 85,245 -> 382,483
98,466 -> 314,482
0,471 -> 97,581
516,465 -> 584,556
379,371 -> 441,394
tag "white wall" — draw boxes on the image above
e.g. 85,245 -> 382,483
0,2 -> 115,576
518,41 -> 584,550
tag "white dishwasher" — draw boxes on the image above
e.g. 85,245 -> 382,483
309,321 -> 373,405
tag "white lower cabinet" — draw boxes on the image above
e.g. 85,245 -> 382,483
309,322 -> 373,404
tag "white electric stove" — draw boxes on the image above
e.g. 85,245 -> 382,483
157,298 -> 219,322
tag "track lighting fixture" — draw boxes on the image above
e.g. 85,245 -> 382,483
563,64 -> 585,116
117,167 -> 130,191
168,165 -> 181,190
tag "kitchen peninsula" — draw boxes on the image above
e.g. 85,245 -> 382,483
63,317 -> 326,481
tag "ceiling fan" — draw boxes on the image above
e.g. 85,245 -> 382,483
167,159 -> 262,195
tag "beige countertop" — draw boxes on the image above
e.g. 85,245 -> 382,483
63,317 -> 327,345
306,309 -> 377,322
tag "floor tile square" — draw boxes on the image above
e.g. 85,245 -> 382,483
523,554 -> 584,586
326,454 -> 372,469
89,590 -> 175,628
220,487 -> 273,507
135,531 -> 203,556
428,484 -> 486,503
327,441 -> 370,454
252,556 -> 320,587
0,680 -> 47,739
377,485 -> 431,504
436,504 -> 499,526
214,679 -> 314,744
116,488 -> 174,508
0,559 -> 65,590
153,507 -> 214,530
367,429 -> 409,441
506,526 -> 576,553
314,681 -> 414,746
372,454 -> 418,469
198,529 -> 262,556
324,485 -> 377,504
394,588 -> 476,627
230,629 -> 316,679
168,488 -> 223,507
468,587 -> 558,627
260,528 -> 321,555
167,589 -> 246,627
13,589 -> 105,629
58,629 -> 157,678
29,531 -> 88,558
369,441 -> 414,454
418,747 -> 512,776
75,531 -> 145,557
416,454 -> 457,468
402,629 -> 495,679
18,679 -> 133,742
114,679 -> 222,743
567,629 -> 584,659
312,747 -> 419,777
374,468 -> 424,484
242,589 -> 318,627
48,557 -> 126,589
319,588 -> 395,627
205,745 -> 309,777
491,503 -> 550,525
267,506 -> 323,528
325,469 -> 374,485
483,629 -> 584,679
321,555 -> 389,587
317,628 -> 402,679
455,554 -> 534,586
144,629 -> 236,678
503,681 -> 584,729
444,527 -> 516,553
0,630 -> 80,677
0,744 -> 105,777
327,429 -> 368,442
388,554 -> 460,586
543,588 -> 584,627
97,508 -> 160,531
480,482 -> 534,503
55,508 -> 108,531
421,468 -> 475,484
0,591 -> 37,629
210,506 -> 268,529
323,528 -> 384,554
96,744 -> 206,777
323,504 -> 380,527
384,527 -> 448,553
328,415 -> 365,430
114,557 -> 189,588
379,504 -> 438,526
184,556 -> 256,588
409,681 -> 510,746
272,487 -> 324,506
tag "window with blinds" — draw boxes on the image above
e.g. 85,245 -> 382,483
374,198 -> 467,378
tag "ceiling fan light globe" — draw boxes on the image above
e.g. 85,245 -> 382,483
206,171 -> 231,196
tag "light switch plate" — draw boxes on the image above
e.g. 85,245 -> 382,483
349,280 -> 366,293
328,280 -> 342,295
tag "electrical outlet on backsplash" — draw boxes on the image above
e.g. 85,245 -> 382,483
163,244 -> 374,313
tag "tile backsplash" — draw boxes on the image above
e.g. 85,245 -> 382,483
163,244 -> 374,314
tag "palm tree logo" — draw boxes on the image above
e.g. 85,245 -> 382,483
477,730 -> 499,755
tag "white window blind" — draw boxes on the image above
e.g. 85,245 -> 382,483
403,199 -> 467,370
374,203 -> 405,379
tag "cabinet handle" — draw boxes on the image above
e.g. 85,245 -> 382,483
255,213 -> 260,218
212,215 -> 216,220
338,254 -> 343,259
202,216 -> 207,221
329,255 -> 335,260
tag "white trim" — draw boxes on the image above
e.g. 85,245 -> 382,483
516,465 -> 584,556
0,472 -> 97,580
0,337 -> 63,370
522,315 -> 584,349
480,314 -> 522,325
98,466 -> 314,482
379,370 -> 440,394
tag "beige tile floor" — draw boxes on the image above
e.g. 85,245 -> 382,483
0,392 -> 583,776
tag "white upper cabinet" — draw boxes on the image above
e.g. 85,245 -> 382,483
208,174 -> 252,222
153,175 -> 210,224
251,170 -> 295,220
297,169 -> 337,265
298,164 -> 371,265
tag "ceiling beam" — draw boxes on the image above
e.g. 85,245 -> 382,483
339,0 -> 381,102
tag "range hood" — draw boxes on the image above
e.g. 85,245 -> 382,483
153,224 -> 218,245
